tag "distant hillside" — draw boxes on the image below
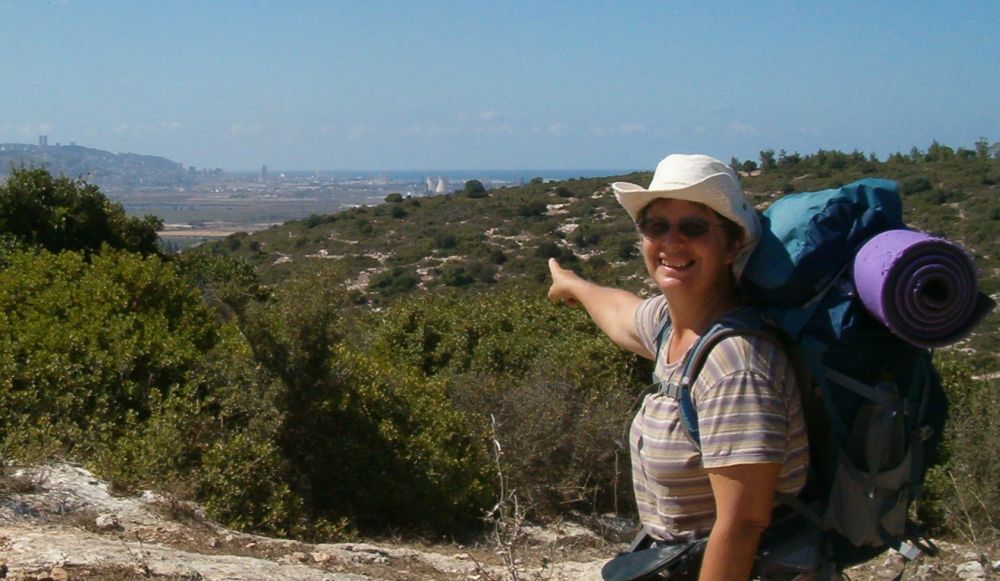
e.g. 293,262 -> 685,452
0,142 -> 212,191
194,141 -> 1000,369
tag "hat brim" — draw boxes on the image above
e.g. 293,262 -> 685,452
612,173 -> 739,224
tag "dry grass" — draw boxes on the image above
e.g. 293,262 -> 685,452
146,496 -> 207,527
0,466 -> 44,494
28,564 -> 197,580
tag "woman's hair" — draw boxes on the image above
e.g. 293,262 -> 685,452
636,201 -> 744,247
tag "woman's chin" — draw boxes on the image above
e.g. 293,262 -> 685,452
653,274 -> 688,294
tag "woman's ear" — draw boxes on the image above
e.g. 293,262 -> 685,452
723,234 -> 744,265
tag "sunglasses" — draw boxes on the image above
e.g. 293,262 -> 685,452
636,216 -> 718,240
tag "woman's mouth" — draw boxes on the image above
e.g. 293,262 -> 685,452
660,258 -> 695,270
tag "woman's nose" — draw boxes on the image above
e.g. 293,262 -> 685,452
658,225 -> 687,246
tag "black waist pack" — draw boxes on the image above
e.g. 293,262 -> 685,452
600,538 -> 706,581
601,519 -> 823,581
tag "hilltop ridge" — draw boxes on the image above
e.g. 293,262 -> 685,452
0,142 -> 215,192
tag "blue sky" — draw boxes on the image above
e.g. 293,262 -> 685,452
2,1 -> 997,171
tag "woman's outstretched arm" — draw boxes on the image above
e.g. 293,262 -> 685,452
547,258 -> 652,359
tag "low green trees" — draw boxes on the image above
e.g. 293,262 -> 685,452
464,179 -> 487,198
0,167 -> 162,255
0,249 -> 300,533
0,249 -> 216,452
366,290 -> 643,516
238,266 -> 491,533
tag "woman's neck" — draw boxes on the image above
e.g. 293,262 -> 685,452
668,285 -> 741,331
664,286 -> 742,363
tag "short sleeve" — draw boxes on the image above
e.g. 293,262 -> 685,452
697,370 -> 790,467
691,334 -> 798,469
633,295 -> 670,356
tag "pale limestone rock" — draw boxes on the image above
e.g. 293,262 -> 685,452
94,513 -> 119,530
956,560 -> 987,580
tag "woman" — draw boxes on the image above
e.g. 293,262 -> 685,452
548,154 -> 809,580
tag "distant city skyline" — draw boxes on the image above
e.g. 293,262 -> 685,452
3,1 -> 998,171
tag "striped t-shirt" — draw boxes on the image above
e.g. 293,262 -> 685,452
629,295 -> 809,542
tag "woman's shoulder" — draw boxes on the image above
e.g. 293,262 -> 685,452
635,294 -> 668,323
698,330 -> 794,386
633,294 -> 670,350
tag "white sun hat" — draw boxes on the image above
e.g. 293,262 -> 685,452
612,153 -> 761,279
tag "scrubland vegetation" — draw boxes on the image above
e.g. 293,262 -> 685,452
1,140 -> 998,546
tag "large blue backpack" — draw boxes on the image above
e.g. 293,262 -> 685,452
656,179 -> 959,575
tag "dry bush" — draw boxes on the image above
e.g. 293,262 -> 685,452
920,357 -> 1000,544
147,496 -> 207,526
453,362 -> 637,520
0,465 -> 44,494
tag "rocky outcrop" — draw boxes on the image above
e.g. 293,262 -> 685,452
0,462 -> 995,580
0,462 -> 607,580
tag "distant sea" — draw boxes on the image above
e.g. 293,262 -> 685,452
230,169 -> 635,184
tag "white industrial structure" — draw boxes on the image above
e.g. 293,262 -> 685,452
425,176 -> 450,194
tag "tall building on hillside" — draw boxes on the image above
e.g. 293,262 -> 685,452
260,165 -> 269,183
38,135 -> 48,147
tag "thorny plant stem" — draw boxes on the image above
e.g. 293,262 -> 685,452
487,414 -> 523,581
947,469 -> 978,545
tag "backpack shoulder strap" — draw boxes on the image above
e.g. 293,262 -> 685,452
658,308 -> 779,448
652,312 -> 672,375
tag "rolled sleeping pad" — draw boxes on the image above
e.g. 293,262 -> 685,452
853,229 -> 995,348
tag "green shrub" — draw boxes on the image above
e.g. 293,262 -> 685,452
517,201 -> 548,217
369,266 -> 418,295
618,239 -> 639,260
367,290 -> 643,516
440,263 -> 475,286
0,167 -> 162,256
198,427 -> 311,536
237,267 -> 490,534
0,249 -> 217,452
464,180 -> 487,198
439,261 -> 497,287
323,345 -> 491,532
901,175 -> 932,195
553,185 -> 575,198
535,241 -> 564,259
920,190 -> 948,204
95,327 -> 296,529
571,224 -> 602,248
0,248 -> 324,537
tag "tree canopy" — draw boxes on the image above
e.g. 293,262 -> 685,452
0,166 -> 162,256
463,179 -> 487,198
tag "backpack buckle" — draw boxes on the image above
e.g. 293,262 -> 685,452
659,381 -> 684,399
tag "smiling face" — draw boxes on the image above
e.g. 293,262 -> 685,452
639,198 -> 743,299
